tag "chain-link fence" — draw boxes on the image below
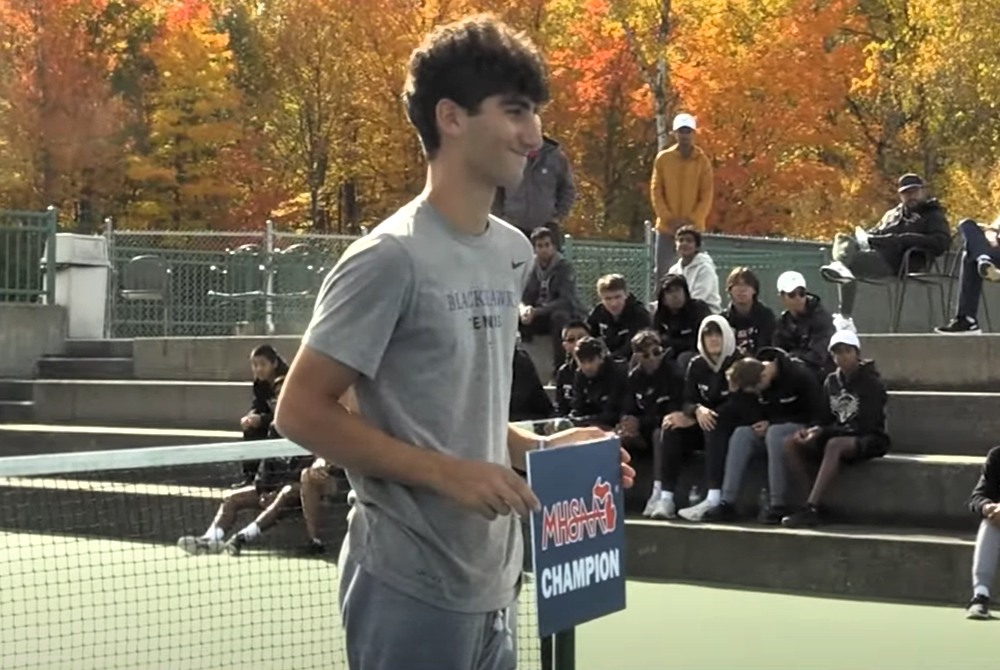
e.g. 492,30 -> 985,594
0,208 -> 57,304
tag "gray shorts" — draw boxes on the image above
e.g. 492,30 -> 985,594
338,546 -> 518,670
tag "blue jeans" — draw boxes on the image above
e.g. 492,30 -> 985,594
956,218 -> 1000,320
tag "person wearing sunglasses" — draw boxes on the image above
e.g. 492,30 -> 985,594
553,320 -> 590,416
773,271 -> 836,384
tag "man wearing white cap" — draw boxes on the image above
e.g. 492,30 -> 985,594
780,329 -> 889,528
773,270 -> 836,383
650,113 -> 715,282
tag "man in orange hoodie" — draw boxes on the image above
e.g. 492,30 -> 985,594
649,113 -> 715,282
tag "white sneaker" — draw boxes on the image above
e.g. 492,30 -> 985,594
177,535 -> 225,555
678,498 -> 717,522
855,226 -> 871,252
650,498 -> 677,519
347,490 -> 358,507
832,313 -> 857,334
820,261 -> 855,284
643,491 -> 660,517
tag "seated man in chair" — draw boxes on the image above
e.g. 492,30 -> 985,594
936,215 -> 1000,334
820,173 -> 950,333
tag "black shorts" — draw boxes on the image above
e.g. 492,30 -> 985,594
814,432 -> 890,464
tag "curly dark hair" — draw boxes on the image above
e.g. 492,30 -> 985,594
402,14 -> 549,158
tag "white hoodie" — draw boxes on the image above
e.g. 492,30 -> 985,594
669,251 -> 722,314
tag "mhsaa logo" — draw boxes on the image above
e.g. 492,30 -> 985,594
540,477 -> 617,551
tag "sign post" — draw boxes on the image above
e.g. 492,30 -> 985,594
526,436 -> 627,640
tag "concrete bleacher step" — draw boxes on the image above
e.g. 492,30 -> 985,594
0,401 -> 34,423
626,520 -> 979,606
36,357 -> 134,380
860,334 -> 1000,392
64,339 -> 134,359
888,391 -> 1000,456
0,424 -> 242,457
0,381 -> 31,402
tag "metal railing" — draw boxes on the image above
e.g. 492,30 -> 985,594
0,207 -> 57,304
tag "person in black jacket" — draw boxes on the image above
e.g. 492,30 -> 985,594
510,343 -> 554,422
965,445 -> 1000,619
781,330 -> 889,528
238,344 -> 290,486
648,315 -> 739,520
652,273 -> 712,377
723,266 -> 776,356
937,216 -> 1000,334
821,173 -> 951,332
710,347 -> 824,524
553,321 -> 590,416
774,271 -> 836,383
587,273 -> 652,363
570,336 -> 628,429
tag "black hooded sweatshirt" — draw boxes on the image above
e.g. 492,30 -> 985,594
968,446 -> 1000,517
510,347 -> 554,421
756,347 -> 824,426
554,359 -> 577,416
247,356 -> 289,440
571,359 -> 628,428
867,198 -> 950,272
652,281 -> 712,360
816,359 -> 888,442
724,300 -> 777,356
623,358 -> 684,436
587,293 -> 652,361
773,293 -> 836,379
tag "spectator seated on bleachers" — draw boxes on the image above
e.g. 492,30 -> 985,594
820,173 -> 951,333
937,215 -> 1000,334
237,344 -> 290,487
619,330 -> 684,483
510,343 -> 554,422
553,321 -> 590,417
965,445 -> 1000,619
774,271 -> 836,384
652,273 -> 712,377
723,266 -> 777,356
780,330 -> 890,528
587,273 -> 652,363
667,226 -> 722,313
648,316 -> 739,520
177,454 -> 334,557
519,227 -> 586,375
569,336 -> 628,430
710,347 -> 824,524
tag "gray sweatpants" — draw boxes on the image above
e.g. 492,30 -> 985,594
721,423 -> 803,507
973,519 -> 1000,597
655,232 -> 676,284
338,545 -> 518,670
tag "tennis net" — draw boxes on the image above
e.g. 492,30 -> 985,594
0,434 -> 563,670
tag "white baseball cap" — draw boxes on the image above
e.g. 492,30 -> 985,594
829,330 -> 861,352
672,113 -> 697,131
776,271 -> 807,294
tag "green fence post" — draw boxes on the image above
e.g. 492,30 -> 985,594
44,206 -> 57,305
562,233 -> 573,262
554,628 -> 576,670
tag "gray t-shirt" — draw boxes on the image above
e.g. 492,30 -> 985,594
302,197 -> 534,613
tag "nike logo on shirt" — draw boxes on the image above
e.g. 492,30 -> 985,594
511,260 -> 526,269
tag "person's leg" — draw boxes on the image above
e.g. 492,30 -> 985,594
720,427 -> 761,505
679,418 -> 735,521
645,428 -> 665,516
969,519 -> 1000,619
839,251 -> 894,318
226,483 -> 302,555
340,557 -> 516,670
957,219 -> 998,320
763,423 -> 804,513
782,435 -> 858,528
782,433 -> 817,505
177,486 -> 258,554
652,426 -> 700,519
655,232 -> 675,282
300,468 -> 335,552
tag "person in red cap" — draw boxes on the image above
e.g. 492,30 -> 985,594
819,173 -> 950,333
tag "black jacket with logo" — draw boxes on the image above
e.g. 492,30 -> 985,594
682,352 -> 741,415
868,198 -> 950,272
817,360 -> 888,441
756,347 -> 824,426
653,301 -> 713,361
554,360 -> 577,417
724,301 -> 777,356
968,446 -> 1000,517
571,359 -> 628,428
623,360 -> 684,436
587,294 -> 652,361
774,294 -> 836,380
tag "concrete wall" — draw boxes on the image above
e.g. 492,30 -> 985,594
861,334 -> 1000,390
133,336 -> 301,382
0,304 -> 67,377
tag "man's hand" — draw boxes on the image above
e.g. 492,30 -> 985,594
619,416 -> 639,438
662,411 -> 695,431
519,305 -> 535,325
987,229 -> 999,249
544,426 -> 635,489
752,420 -> 770,438
241,413 -> 261,430
984,502 -> 1000,526
435,459 -> 540,520
695,405 -> 718,432
303,458 -> 330,484
793,426 -> 822,444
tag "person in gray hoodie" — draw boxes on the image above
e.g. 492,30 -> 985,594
520,227 -> 586,372
667,226 -> 722,313
493,135 -> 577,246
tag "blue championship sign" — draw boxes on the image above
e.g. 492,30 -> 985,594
526,436 -> 626,638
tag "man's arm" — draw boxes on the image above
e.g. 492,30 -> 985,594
969,446 -> 1000,517
650,154 -> 673,224
690,155 -> 715,229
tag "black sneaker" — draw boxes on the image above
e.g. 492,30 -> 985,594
305,538 -> 326,556
225,533 -> 247,557
966,594 -> 991,620
759,505 -> 788,526
935,317 -> 981,335
781,505 -> 820,528
703,501 -> 738,523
